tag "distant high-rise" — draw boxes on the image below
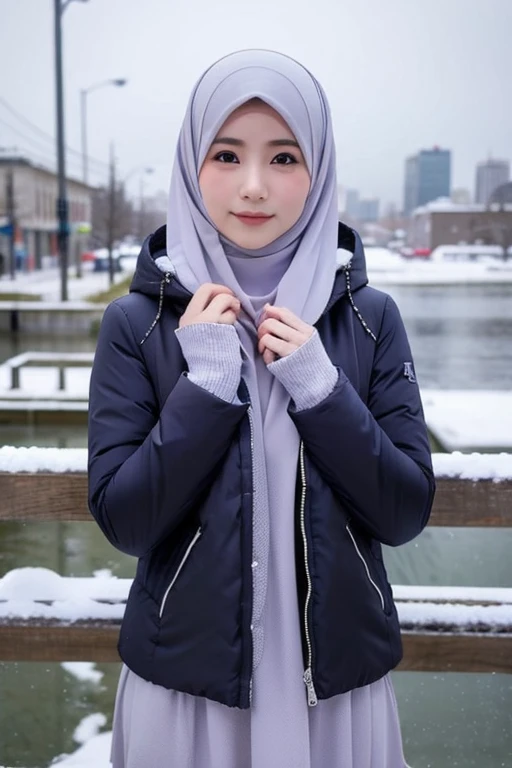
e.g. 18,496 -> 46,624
475,159 -> 510,205
403,147 -> 452,216
344,188 -> 360,219
358,198 -> 379,222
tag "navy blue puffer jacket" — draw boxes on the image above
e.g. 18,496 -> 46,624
88,222 -> 435,709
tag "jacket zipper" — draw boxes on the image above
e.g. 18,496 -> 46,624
159,527 -> 202,619
345,523 -> 385,611
247,405 -> 255,705
299,441 -> 318,707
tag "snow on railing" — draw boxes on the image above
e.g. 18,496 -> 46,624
0,446 -> 87,473
0,567 -> 510,630
432,451 -> 512,481
1,446 -> 512,480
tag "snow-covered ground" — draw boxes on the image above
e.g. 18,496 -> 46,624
0,260 -> 135,303
50,716 -> 111,767
422,389 -> 512,451
366,250 -> 512,285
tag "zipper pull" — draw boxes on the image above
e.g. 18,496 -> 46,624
303,667 -> 318,707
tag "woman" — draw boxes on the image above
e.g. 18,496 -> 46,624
88,48 -> 435,767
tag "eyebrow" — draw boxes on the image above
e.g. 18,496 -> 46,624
212,137 -> 300,149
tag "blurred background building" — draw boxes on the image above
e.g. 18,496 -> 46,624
0,156 -> 92,273
404,147 -> 452,216
475,158 -> 510,204
408,199 -> 512,254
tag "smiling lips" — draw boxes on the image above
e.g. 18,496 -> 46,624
233,211 -> 274,226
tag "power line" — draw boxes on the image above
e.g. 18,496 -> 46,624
0,96 -> 109,172
0,118 -> 109,186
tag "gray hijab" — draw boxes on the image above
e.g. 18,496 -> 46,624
165,49 -> 338,671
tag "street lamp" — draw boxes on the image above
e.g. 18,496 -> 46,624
54,0 -> 90,302
80,78 -> 127,185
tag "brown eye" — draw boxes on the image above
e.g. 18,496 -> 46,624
214,151 -> 239,163
272,153 -> 297,165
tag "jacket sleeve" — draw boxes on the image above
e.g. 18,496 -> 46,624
290,296 -> 435,546
87,301 -> 248,558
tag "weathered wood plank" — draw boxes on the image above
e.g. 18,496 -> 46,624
1,473 -> 511,525
0,620 -> 510,672
0,620 -> 121,662
0,473 -> 89,521
399,631 -> 512,674
429,478 -> 512,527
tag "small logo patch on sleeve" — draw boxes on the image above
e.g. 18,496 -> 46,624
403,362 -> 416,383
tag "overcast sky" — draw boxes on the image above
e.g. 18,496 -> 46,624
1,0 -> 511,211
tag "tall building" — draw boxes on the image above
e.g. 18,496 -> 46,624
403,147 -> 452,216
358,198 -> 379,222
344,188 -> 360,219
475,159 -> 510,205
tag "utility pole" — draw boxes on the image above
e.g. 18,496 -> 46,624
6,163 -> 16,280
107,142 -> 116,287
54,0 -> 69,301
80,89 -> 88,186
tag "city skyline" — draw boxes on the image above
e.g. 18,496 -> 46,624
2,0 -> 511,212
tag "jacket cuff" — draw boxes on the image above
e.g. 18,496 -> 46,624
267,329 -> 338,411
175,323 -> 242,403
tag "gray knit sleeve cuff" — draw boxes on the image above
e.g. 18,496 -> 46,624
267,329 -> 338,411
175,323 -> 242,403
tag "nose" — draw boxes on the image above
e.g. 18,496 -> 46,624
239,165 -> 268,202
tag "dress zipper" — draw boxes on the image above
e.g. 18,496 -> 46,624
299,441 -> 318,707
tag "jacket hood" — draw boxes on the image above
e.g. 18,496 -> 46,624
130,222 -> 367,299
129,222 -> 375,344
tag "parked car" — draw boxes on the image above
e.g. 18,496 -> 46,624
91,248 -> 123,273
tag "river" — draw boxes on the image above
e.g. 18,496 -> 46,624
0,282 -> 511,767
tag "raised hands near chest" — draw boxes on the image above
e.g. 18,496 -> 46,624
179,283 -> 241,328
257,303 -> 314,365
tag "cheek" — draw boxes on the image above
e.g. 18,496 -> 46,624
281,173 -> 310,216
199,167 -> 232,215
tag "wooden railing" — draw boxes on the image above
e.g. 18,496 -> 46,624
0,468 -> 511,673
1,351 -> 94,390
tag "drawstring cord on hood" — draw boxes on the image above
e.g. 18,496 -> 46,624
342,265 -> 377,343
140,274 -> 171,346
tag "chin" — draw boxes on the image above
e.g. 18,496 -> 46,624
231,235 -> 274,250
223,227 -> 279,251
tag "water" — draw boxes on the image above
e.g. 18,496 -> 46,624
1,283 -> 511,767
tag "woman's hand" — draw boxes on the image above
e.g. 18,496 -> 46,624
179,283 -> 241,328
257,304 -> 314,365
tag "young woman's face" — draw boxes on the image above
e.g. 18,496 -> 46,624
199,101 -> 310,250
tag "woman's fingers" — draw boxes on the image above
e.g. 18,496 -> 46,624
203,293 -> 241,324
183,282 -> 234,313
262,347 -> 276,365
261,304 -> 311,334
258,333 -> 296,358
257,317 -> 303,345
258,304 -> 314,362
180,283 -> 238,327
